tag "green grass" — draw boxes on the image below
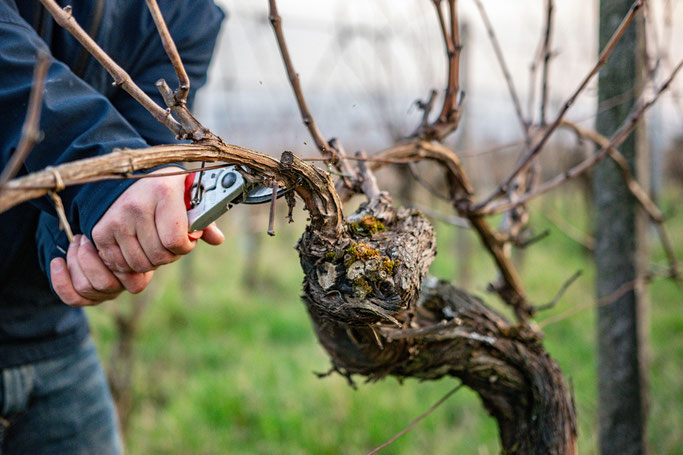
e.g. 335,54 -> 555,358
87,188 -> 682,454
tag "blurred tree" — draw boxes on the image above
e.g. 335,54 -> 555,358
594,2 -> 649,454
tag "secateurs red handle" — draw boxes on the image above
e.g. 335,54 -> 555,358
184,173 -> 195,211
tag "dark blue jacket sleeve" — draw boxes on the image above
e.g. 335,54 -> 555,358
0,4 -> 149,239
104,0 -> 224,146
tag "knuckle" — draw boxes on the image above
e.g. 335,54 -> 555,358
123,199 -> 145,217
151,251 -> 178,267
127,279 -> 147,294
130,261 -> 150,274
76,242 -> 93,264
72,277 -> 93,296
154,182 -> 174,198
99,250 -> 123,271
161,231 -> 191,254
113,219 -> 135,237
91,227 -> 109,248
92,276 -> 121,293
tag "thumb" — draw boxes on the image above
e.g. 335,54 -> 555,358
188,230 -> 203,241
200,223 -> 224,246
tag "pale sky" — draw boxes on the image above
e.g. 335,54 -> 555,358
196,0 -> 682,156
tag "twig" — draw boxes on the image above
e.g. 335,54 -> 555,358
458,140 -> 524,158
44,166 -> 74,242
539,275 -> 658,328
268,0 -> 333,160
474,0 -> 647,211
472,0 -> 528,136
416,89 -> 438,129
356,151 -> 381,200
142,1 -> 212,141
535,270 -> 582,312
407,162 -> 451,203
303,156 -> 415,165
431,0 -> 454,124
0,53 -> 50,186
302,141 -> 524,162
526,33 -> 545,123
539,0 -> 554,126
38,0 -> 183,136
472,0 -> 538,252
155,79 -> 211,141
267,181 -> 278,236
443,0 -> 461,123
515,228 -> 550,248
403,202 -> 470,229
49,191 -> 74,243
560,120 -> 679,278
478,59 -> 681,217
366,383 -> 464,455
144,0 -> 189,104
421,0 -> 462,140
268,1 -> 361,194
542,212 -> 595,251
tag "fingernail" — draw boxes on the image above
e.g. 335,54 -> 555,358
50,258 -> 63,272
80,235 -> 87,246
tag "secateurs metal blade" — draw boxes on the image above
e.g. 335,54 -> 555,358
184,166 -> 292,232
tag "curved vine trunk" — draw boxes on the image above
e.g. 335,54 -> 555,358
297,194 -> 577,454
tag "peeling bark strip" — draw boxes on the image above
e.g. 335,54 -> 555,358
296,193 -> 576,454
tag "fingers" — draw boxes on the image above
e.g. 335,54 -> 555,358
50,257 -> 97,307
154,191 -> 196,255
136,212 -> 180,267
77,235 -> 153,296
51,235 -> 155,306
66,235 -> 123,304
114,270 -> 154,295
92,222 -> 130,273
77,236 -> 125,294
113,230 -> 156,273
200,223 -> 225,246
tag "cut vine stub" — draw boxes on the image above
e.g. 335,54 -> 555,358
297,193 -> 437,372
298,193 -> 435,327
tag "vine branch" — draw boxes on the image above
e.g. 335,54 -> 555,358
0,53 -> 49,186
473,0 -> 647,211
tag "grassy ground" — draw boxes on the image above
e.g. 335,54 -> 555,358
87,187 -> 682,454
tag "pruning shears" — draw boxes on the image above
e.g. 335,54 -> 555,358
184,166 -> 291,232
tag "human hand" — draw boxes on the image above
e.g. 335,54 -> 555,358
91,169 -> 224,274
50,234 -> 153,306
